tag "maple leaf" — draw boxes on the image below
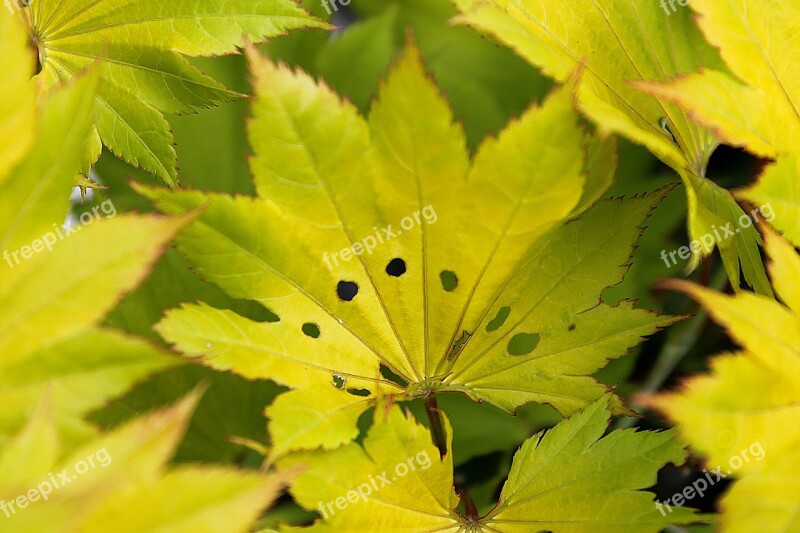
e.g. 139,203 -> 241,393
0,21 -> 285,524
0,391 -> 289,532
141,43 -> 676,457
654,227 -> 800,533
16,0 -> 327,185
0,6 -> 186,440
638,0 -> 800,248
278,395 -> 697,532
454,0 -> 772,295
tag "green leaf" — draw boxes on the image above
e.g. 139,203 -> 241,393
655,227 -> 800,532
455,0 -> 772,295
0,66 -> 190,446
639,0 -> 800,161
266,387 -> 372,459
0,212 -> 190,364
279,403 -> 459,532
0,70 -> 97,255
259,0 -> 550,150
0,392 -> 287,533
0,8 -> 36,180
0,329 -> 178,437
482,396 -> 697,532
25,0 -> 328,184
738,153 -> 800,248
142,44 -> 674,456
637,0 -> 800,263
454,0 -> 721,176
279,396 -> 697,531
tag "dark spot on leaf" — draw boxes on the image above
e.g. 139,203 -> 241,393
332,374 -> 346,389
486,306 -> 511,332
507,333 -> 540,356
337,280 -> 358,301
568,323 -> 576,331
380,364 -> 408,387
346,388 -> 370,397
440,270 -> 458,292
302,323 -> 320,338
386,258 -> 406,277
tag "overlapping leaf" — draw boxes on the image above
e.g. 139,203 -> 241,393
0,9 -> 188,441
640,0 -> 800,248
0,7 -> 35,179
143,43 -> 675,457
0,45 -> 281,522
20,0 -> 327,185
655,227 -> 800,532
0,392 -> 287,532
455,0 -> 771,295
279,396 -> 696,532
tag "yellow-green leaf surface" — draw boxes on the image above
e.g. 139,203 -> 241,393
641,1 -> 799,160
0,70 -> 189,362
20,0 -> 328,185
0,212 -> 190,364
0,59 -> 188,442
144,44 -> 675,456
655,227 -> 800,532
0,329 -> 178,438
265,387 -> 373,460
280,405 -> 459,532
0,8 -> 35,180
0,392 -> 286,533
738,155 -> 800,247
638,1 -> 800,249
455,0 -> 771,295
279,396 -> 696,532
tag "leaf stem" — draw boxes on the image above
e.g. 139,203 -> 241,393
456,486 -> 480,523
424,392 -> 448,458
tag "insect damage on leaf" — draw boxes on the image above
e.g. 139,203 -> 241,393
142,42 -> 678,459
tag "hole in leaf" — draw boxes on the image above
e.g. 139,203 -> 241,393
507,333 -> 540,356
380,364 -> 408,388
332,373 -> 346,389
446,330 -> 471,362
302,323 -> 320,338
440,270 -> 458,292
337,281 -> 359,301
347,388 -> 370,397
386,258 -> 407,277
486,307 -> 511,332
